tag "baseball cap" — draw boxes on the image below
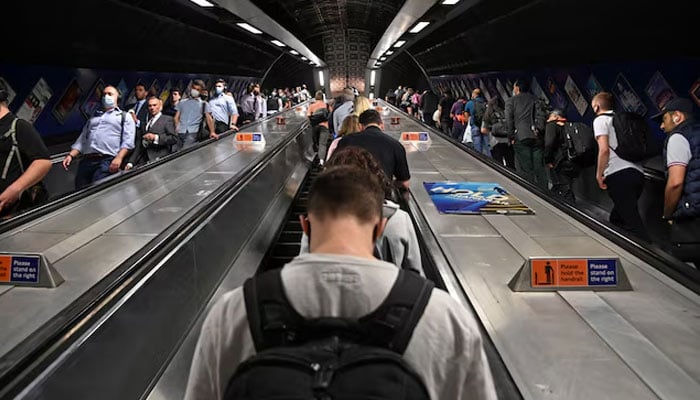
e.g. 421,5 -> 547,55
651,97 -> 694,122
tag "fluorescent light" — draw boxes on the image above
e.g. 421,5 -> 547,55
370,70 -> 376,86
369,92 -> 375,99
301,56 -> 308,61
319,71 -> 325,87
386,50 -> 394,55
380,57 -> 386,61
290,50 -> 299,55
441,0 -> 460,5
189,0 -> 215,7
236,23 -> 262,34
393,40 -> 406,48
271,40 -> 286,47
375,62 -> 382,66
409,21 -> 430,33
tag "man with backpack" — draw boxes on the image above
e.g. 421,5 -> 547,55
543,110 -> 593,203
592,92 -> 650,241
185,166 -> 496,400
0,90 -> 51,217
505,79 -> 549,190
655,97 -> 700,265
465,88 -> 490,155
63,85 -> 136,189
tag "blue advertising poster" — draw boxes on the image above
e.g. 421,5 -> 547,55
424,182 -> 534,215
585,74 -> 603,99
645,71 -> 675,111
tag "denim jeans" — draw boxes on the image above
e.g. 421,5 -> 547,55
75,157 -> 113,190
471,126 -> 491,156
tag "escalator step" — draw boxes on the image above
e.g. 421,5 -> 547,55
272,243 -> 302,258
285,220 -> 302,231
279,230 -> 303,243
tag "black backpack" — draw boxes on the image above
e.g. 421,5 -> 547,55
602,112 -> 656,161
267,96 -> 279,113
225,269 -> 434,400
473,99 -> 487,127
563,121 -> 597,167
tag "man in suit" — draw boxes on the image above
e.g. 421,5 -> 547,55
126,83 -> 149,134
125,96 -> 178,170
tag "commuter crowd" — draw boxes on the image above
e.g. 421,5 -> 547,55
385,82 -> 700,266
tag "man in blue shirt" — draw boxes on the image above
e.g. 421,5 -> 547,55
465,88 -> 490,156
63,85 -> 136,189
208,79 -> 239,134
174,79 -> 215,150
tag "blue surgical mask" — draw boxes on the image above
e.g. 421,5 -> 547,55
102,95 -> 115,108
215,86 -> 224,95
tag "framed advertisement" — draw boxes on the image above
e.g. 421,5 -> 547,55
531,77 -> 549,105
123,79 -> 143,107
564,76 -> 588,116
645,71 -> 675,111
148,79 -> 160,97
16,78 -> 53,125
116,78 -> 129,108
52,78 -> 83,124
0,77 -> 17,107
586,74 -> 603,99
159,79 -> 173,104
81,79 -> 105,119
690,78 -> 700,108
611,73 -> 647,115
496,78 -> 509,100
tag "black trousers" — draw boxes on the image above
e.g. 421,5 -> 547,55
550,164 -> 576,203
215,120 -> 230,134
491,142 -> 515,169
604,168 -> 650,241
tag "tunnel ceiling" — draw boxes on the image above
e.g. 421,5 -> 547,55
251,0 -> 406,92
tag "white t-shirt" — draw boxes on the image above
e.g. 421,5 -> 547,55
184,253 -> 497,400
666,133 -> 692,168
593,113 -> 644,177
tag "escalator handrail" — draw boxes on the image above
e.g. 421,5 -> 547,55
379,100 -> 700,295
0,117 -> 311,397
0,103 -> 310,236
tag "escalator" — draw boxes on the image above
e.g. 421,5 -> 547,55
259,161 -> 322,272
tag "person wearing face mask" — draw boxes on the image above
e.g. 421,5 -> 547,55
654,97 -> 700,265
208,79 -> 239,134
63,85 -> 135,189
174,79 -> 216,150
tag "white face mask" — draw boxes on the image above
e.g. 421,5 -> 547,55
215,86 -> 224,94
190,89 -> 200,98
102,95 -> 115,108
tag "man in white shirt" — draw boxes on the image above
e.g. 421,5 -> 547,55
185,166 -> 496,400
592,92 -> 650,241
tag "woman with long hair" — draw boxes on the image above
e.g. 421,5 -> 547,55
326,114 -> 361,161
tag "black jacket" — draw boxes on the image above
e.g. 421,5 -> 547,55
128,114 -> 178,166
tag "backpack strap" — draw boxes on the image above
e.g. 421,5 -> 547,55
244,269 -> 306,352
2,119 -> 20,180
358,270 -> 434,354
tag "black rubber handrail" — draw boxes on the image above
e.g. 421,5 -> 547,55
381,101 -> 700,294
0,118 -> 310,398
0,104 -> 307,235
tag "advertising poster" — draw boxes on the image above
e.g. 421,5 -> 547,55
645,71 -> 675,111
81,79 -> 104,119
564,75 -> 588,116
612,74 -> 647,115
690,78 -> 700,108
586,74 -> 603,99
479,79 -> 491,100
16,78 -> 53,125
124,79 -> 143,106
116,78 -> 129,108
496,78 -> 509,100
0,77 -> 17,106
486,79 -> 499,101
148,79 -> 160,97
423,181 -> 534,215
159,79 -> 172,104
531,77 -> 549,105
52,78 -> 83,124
546,77 -> 568,110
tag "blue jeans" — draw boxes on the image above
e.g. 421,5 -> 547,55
76,157 -> 113,189
471,126 -> 491,156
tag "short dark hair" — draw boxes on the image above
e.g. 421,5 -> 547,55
135,83 -> 147,90
0,90 -> 8,103
308,166 -> 384,224
171,88 -> 181,95
215,78 -> 226,85
514,79 -> 530,92
326,147 -> 394,199
358,109 -> 382,126
192,79 -> 206,88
